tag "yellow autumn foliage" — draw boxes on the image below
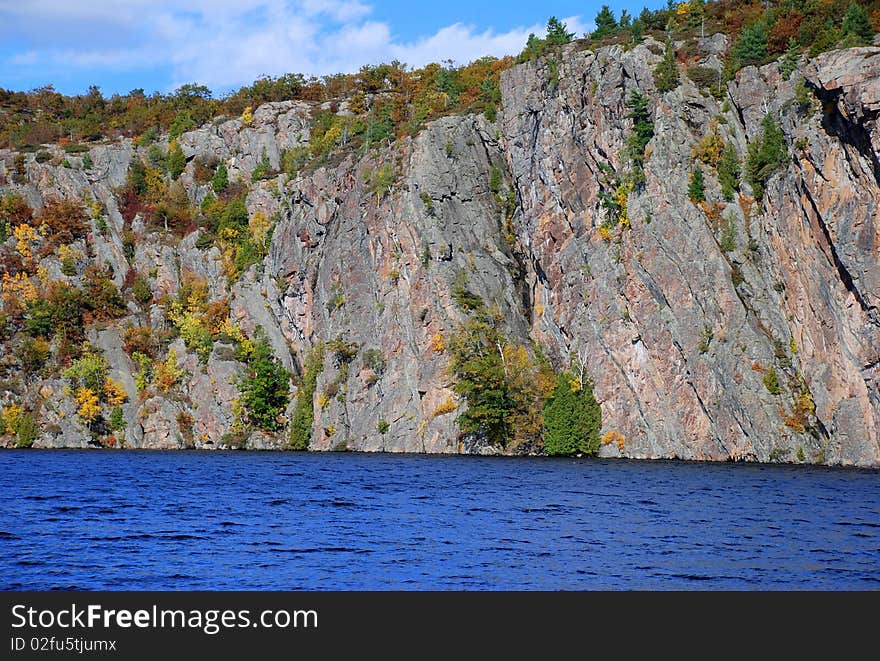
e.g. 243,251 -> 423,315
432,396 -> 457,417
430,332 -> 445,353
2,402 -> 24,432
248,210 -> 272,248
602,430 -> 626,451
13,223 -> 40,262
104,377 -> 127,407
75,387 -> 102,424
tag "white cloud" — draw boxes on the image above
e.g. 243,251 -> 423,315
0,1 -> 589,93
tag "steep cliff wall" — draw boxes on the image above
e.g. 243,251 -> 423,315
1,39 -> 878,466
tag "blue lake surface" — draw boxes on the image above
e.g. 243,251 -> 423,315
0,450 -> 877,590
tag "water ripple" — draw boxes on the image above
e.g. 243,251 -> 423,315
0,450 -> 878,590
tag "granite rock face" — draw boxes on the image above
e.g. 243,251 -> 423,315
499,40 -> 880,465
1,40 -> 878,466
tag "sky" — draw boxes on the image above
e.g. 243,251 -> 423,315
0,1 -> 665,97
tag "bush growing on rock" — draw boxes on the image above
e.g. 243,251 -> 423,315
746,114 -> 788,200
289,343 -> 325,450
237,328 -> 290,432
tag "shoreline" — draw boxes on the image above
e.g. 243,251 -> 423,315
3,445 -> 878,472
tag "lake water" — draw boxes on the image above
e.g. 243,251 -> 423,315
1,450 -> 877,590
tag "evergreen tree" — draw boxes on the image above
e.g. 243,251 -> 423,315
518,33 -> 547,62
688,166 -> 706,203
166,140 -> 186,180
546,16 -> 575,45
719,142 -> 741,201
630,18 -> 645,42
619,9 -> 632,29
745,113 -> 788,200
592,5 -> 619,39
653,42 -> 680,92
841,2 -> 874,46
779,37 -> 800,80
542,372 -> 602,456
625,91 -> 654,175
238,330 -> 290,432
734,21 -> 769,67
211,160 -> 228,193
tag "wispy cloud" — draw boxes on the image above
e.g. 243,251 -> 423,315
0,1 -> 587,93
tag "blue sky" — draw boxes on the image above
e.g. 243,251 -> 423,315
0,1 -> 664,97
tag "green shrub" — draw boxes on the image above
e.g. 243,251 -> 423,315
289,343 -> 324,450
13,412 -> 38,448
14,337 -> 51,373
719,143 -> 740,201
420,192 -> 435,215
763,366 -> 781,395
362,348 -> 386,375
131,273 -> 152,305
109,406 -> 125,431
489,165 -> 502,195
167,140 -> 186,179
746,114 -> 788,200
281,147 -> 309,177
364,164 -> 396,201
251,148 -> 273,181
720,214 -> 737,253
377,419 -> 390,434
63,349 -> 109,393
688,166 -> 706,203
134,127 -> 157,147
168,111 -> 196,140
211,161 -> 228,193
452,271 -> 484,312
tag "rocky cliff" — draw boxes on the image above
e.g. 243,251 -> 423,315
1,37 -> 879,466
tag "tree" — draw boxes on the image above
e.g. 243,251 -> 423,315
168,111 -> 195,140
238,329 -> 290,432
841,2 -> 874,46
211,160 -> 228,193
779,37 -> 800,80
289,343 -> 324,450
688,166 -> 706,203
592,5 -> 619,39
630,18 -> 645,42
653,42 -> 680,93
746,114 -> 788,200
625,91 -> 654,175
447,316 -> 510,445
167,139 -> 186,180
719,143 -> 741,201
734,21 -> 769,67
38,198 -> 88,245
546,16 -> 575,45
542,372 -> 602,456
503,344 -> 556,447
